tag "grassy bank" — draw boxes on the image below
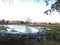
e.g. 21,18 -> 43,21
0,25 -> 60,45
30,24 -> 60,45
36,25 -> 60,41
0,26 -> 6,30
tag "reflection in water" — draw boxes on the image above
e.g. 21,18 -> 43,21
3,25 -> 39,33
25,25 -> 32,33
0,25 -> 47,37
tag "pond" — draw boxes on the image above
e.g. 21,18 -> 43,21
0,25 -> 46,35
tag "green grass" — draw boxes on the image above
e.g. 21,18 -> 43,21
36,25 -> 60,45
0,26 -> 6,30
24,39 -> 60,45
39,40 -> 60,45
29,24 -> 60,45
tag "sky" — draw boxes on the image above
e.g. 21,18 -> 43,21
0,0 -> 60,22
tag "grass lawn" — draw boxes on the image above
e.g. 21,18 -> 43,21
34,25 -> 60,45
24,39 -> 60,45
39,40 -> 60,45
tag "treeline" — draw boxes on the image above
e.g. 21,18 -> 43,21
0,19 -> 60,25
0,19 -> 26,24
0,19 -> 8,24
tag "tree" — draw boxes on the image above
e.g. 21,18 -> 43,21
2,19 -> 5,24
44,0 -> 60,15
26,18 -> 31,24
2,0 -> 60,15
6,20 -> 9,24
21,0 -> 60,15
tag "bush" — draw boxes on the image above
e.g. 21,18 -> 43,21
55,35 -> 60,41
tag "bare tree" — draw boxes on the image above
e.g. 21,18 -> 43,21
26,18 -> 31,25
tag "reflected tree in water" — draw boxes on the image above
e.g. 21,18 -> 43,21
25,18 -> 32,33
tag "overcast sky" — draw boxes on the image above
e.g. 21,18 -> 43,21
0,0 -> 60,22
